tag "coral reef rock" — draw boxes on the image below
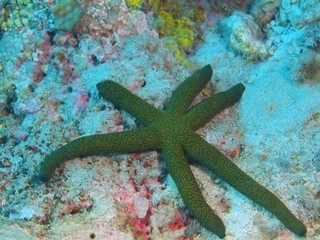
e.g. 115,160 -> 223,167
220,11 -> 269,60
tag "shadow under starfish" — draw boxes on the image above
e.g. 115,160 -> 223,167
38,65 -> 306,238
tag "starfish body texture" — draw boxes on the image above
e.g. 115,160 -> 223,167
39,65 -> 306,238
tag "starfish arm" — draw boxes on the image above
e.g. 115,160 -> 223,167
182,83 -> 245,130
165,65 -> 213,115
182,133 -> 306,237
38,127 -> 162,182
97,80 -> 163,126
163,137 -> 226,238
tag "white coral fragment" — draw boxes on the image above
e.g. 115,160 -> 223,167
134,193 -> 149,219
220,11 -> 269,60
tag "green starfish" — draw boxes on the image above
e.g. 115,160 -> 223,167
38,65 -> 306,238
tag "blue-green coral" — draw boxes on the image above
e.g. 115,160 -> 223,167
38,65 -> 306,238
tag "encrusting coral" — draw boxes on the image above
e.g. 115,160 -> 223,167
38,65 -> 306,238
53,0 -> 84,31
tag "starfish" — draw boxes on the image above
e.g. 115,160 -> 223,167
38,65 -> 306,238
